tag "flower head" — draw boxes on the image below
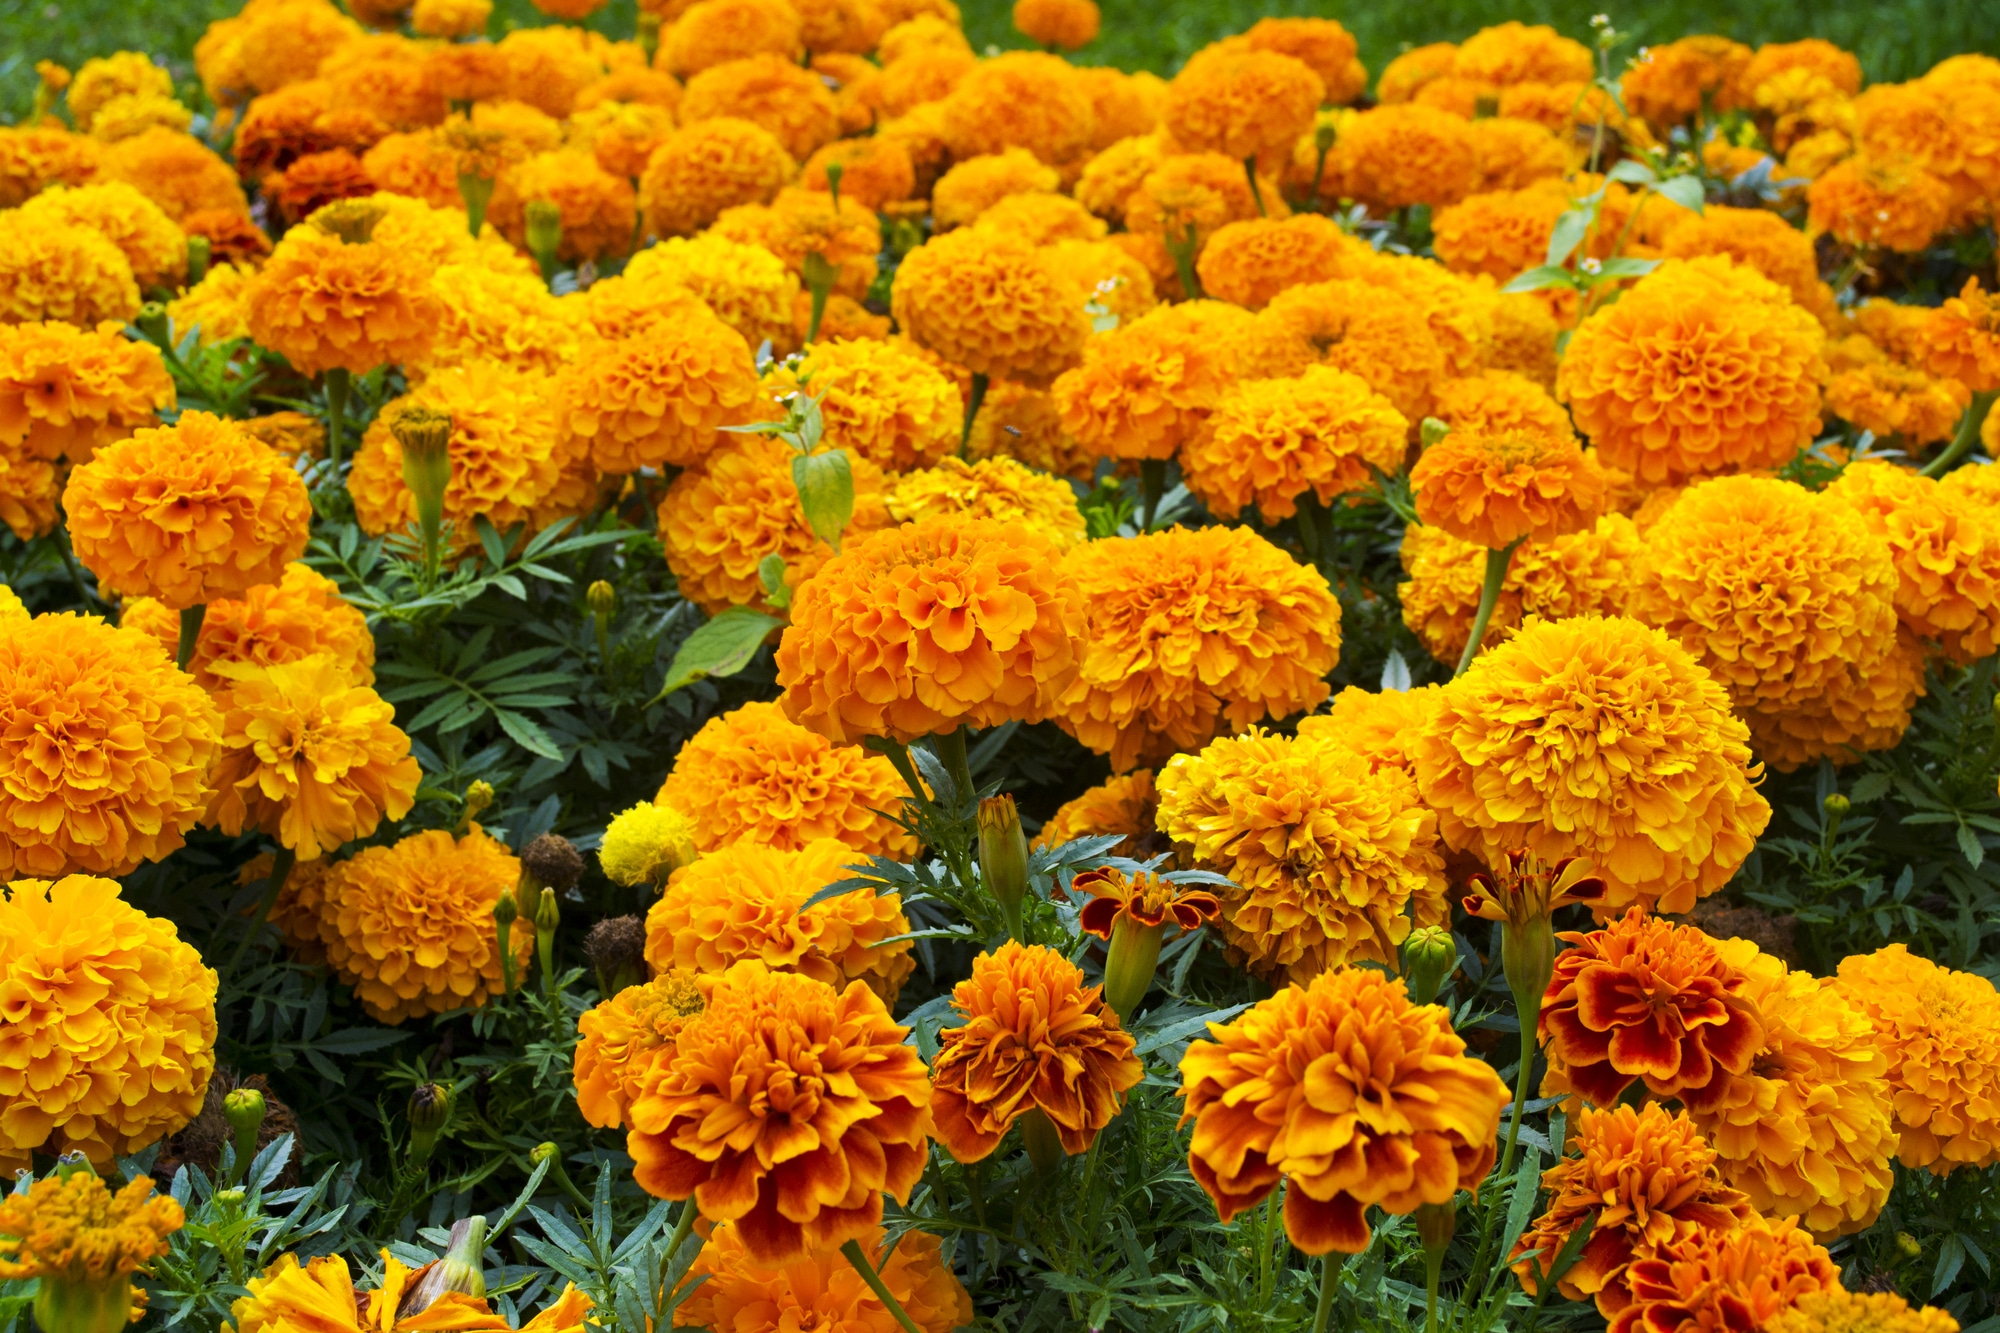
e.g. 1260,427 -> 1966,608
626,960 -> 932,1263
682,1223 -> 972,1333
663,0 -> 802,77
644,839 -> 916,1004
623,235 -> 797,352
1294,685 -> 1443,783
0,320 -> 173,467
1032,770 -> 1163,858
681,54 -> 839,163
487,149 -> 635,265
1194,214 -> 1368,311
1069,866 -> 1219,938
1,216 -> 140,327
1411,427 -> 1610,549
17,182 -> 185,290
938,51 -> 1096,164
0,125 -> 103,209
243,213 -> 440,377
1608,1215 -> 1840,1333
1241,279 -> 1447,423
1768,1290 -> 1962,1333
930,941 -> 1142,1162
1826,364 -> 1971,447
1661,205 -> 1837,321
1433,184 -> 1573,283
1012,0 -> 1097,49
1164,46 -> 1324,167
764,338 -> 961,472
1621,35 -> 1751,126
1051,317 -> 1235,463
892,228 -> 1089,387
1179,967 -> 1510,1254
887,456 -> 1086,548
1825,460 -> 2000,665
639,117 -> 796,240
1056,526 -> 1340,771
101,129 -> 249,224
557,315 -> 760,474
1806,156 -> 1955,255
1332,104 -> 1481,211
1464,850 -> 1607,927
0,875 -> 217,1166
122,563 -> 374,693
598,802 -> 699,889
573,971 -> 707,1129
965,379 -> 1098,482
931,148 -> 1059,230
1916,278 -> 2000,392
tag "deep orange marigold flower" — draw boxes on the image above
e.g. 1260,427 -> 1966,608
681,1222 -> 972,1333
417,263 -> 580,378
1510,1103 -> 1753,1314
930,941 -> 1142,1162
1240,279 -> 1448,423
1057,526 -> 1341,772
244,213 -> 441,376
1620,35 -> 1750,127
640,117 -> 795,239
203,654 -> 420,862
573,971 -> 708,1129
1179,967 -> 1508,1254
1806,156 -> 1955,255
680,54 -> 840,163
775,517 -> 1088,743
1826,460 -> 2000,664
1916,278 -> 2000,392
2,215 -> 140,327
938,50 -> 1095,165
1224,16 -> 1366,104
1031,770 -> 1163,857
488,149 -> 636,264
1411,426 -> 1610,549
1607,1215 -> 1840,1333
643,839 -> 916,1003
1194,213 -> 1366,310
0,875 -> 216,1166
1411,615 -> 1770,914
1831,944 -> 2000,1174
1050,318 -> 1234,463
892,228 -> 1089,388
1826,363 -> 1971,447
0,320 -> 172,466
1430,369 -> 1573,440
661,0 -> 801,77
800,136 -> 917,211
626,960 -> 932,1263
1432,184 -> 1571,285
886,456 -> 1086,548
121,562 -> 375,693
763,338 -> 961,471
1333,103 -> 1481,211
1164,45 -> 1323,168
1398,515 -> 1642,666
557,314 -> 759,474
1768,1289 -> 1962,1333
63,410 -> 311,611
315,826 -> 533,1024
267,148 -> 376,226
1012,0 -> 1097,49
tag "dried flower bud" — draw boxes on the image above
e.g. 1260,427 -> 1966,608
522,833 -> 584,894
584,915 -> 647,996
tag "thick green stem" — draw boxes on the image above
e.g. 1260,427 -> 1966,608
840,1239 -> 925,1333
1243,156 -> 1267,217
1140,458 -> 1169,530
1311,1251 -> 1345,1333
1496,1030 -> 1536,1188
324,367 -> 351,472
959,371 -> 990,458
1424,1242 -> 1445,1333
1454,540 -> 1520,679
1920,389 -> 1998,478
229,847 -> 296,970
176,603 -> 207,672
934,725 -> 975,807
1165,223 -> 1203,300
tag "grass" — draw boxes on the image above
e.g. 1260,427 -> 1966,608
2,0 -> 1997,120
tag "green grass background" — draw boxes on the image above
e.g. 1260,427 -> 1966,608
2,0 -> 1997,120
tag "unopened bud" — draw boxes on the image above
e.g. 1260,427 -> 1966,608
186,233 -> 211,286
492,892 -> 520,994
977,795 -> 1030,939
1823,793 -> 1851,818
493,891 -> 519,932
824,160 -> 844,211
402,1216 -> 487,1316
636,10 -> 661,61
535,885 -> 560,981
586,579 -> 615,619
1473,94 -> 1499,119
1314,120 -> 1337,154
393,407 -> 454,566
1403,926 -> 1457,1006
1896,1231 -> 1922,1263
1420,417 -> 1452,448
223,1088 -> 266,1183
529,1141 -> 558,1166
134,301 -> 169,344
462,780 -> 494,828
52,1151 -> 97,1184
312,198 -> 387,244
408,1082 -> 451,1163
525,199 -> 563,277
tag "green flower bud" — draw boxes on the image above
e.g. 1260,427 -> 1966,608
1403,926 -> 1458,1006
977,795 -> 1030,940
524,199 -> 562,279
223,1087 -> 266,1184
408,1082 -> 451,1163
403,1216 -> 487,1315
1420,417 -> 1452,448
185,233 -> 211,286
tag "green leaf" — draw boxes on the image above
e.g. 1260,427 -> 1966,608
1849,771 -> 1893,804
1504,265 -> 1582,294
1133,1003 -> 1251,1056
1545,206 -> 1593,267
1593,256 -> 1660,279
792,449 -> 854,551
1607,158 -> 1657,186
758,553 -> 793,610
651,607 -> 783,703
1651,173 -> 1706,215
493,708 -> 564,760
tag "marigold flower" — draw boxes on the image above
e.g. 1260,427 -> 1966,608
639,117 -> 794,239
574,971 -> 706,1130
1050,318 -> 1233,463
1058,526 -> 1340,772
1377,41 -> 1457,104
1768,1289 -> 1962,1333
1180,367 -> 1403,524
63,411 -> 310,611
315,827 -> 534,1023
886,456 -> 1086,548
557,314 -> 759,474
414,263 -> 580,378
1,216 -> 140,327
1241,279 -> 1447,423
1411,615 -> 1769,914
244,217 -> 441,376
86,92 -> 195,147
710,189 -> 880,301
1031,769 -> 1162,857
680,54 -> 839,163
877,12 -> 969,64
17,181 -> 185,291
1661,204 -> 1836,321
1825,460 -> 2000,663
0,1170 -> 183,1328
98,127 -> 247,224
930,941 -> 1140,1162
1510,1103 -> 1753,1313
1121,151 -> 1282,284
496,26 -> 607,118
1180,966 -> 1508,1254
938,50 -> 1095,164
1619,35 -> 1749,127
1224,17 -> 1365,104
0,320 -> 172,469
964,379 -> 1098,481
626,959 -> 932,1263
892,227 -> 1089,387
1433,185 -> 1569,285
775,517 -> 1088,743
1915,278 -> 2000,392
800,137 -> 916,211
268,149 -> 377,225
624,235 -> 798,351
1831,944 -> 2000,1173
1164,45 -> 1323,170
657,700 -> 914,857
599,802 -> 700,888
764,337 -> 960,471
411,0 -> 490,35
682,1222 -> 969,1333
1193,213 -> 1367,311
1827,363 -> 1971,446
662,0 -> 801,77
0,875 -> 217,1165
1003,0 -> 1090,48
122,562 -> 374,693
1072,132 -> 1163,220
1806,156 -> 1955,255
1463,116 -> 1570,193
1333,103 -> 1481,211
1427,370 -> 1571,443
1294,684 -> 1443,783
1609,1215 -> 1840,1333
1398,514 -> 1642,665
0,125 -> 103,209
969,191 -> 1105,247
487,149 -> 636,264
1411,427 -> 1610,550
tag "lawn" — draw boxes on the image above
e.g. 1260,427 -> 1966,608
3,0 -> 1997,117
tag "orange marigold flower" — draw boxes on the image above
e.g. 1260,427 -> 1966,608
0,124 -> 103,209
573,970 -> 706,1130
1510,1103 -> 1754,1314
938,50 -> 1095,164
800,136 -> 916,211
886,456 -> 1086,548
1742,39 -> 1862,102
268,148 -> 376,225
1058,526 -> 1340,772
1068,865 -> 1218,938
1227,16 -> 1366,105
1430,369 -> 1572,439
1240,279 -> 1447,422
1179,966 -> 1508,1254
639,117 -> 794,239
891,228 -> 1089,387
1621,35 -> 1751,127
661,0 -> 801,77
1490,288 -> 1563,387
680,54 -> 839,163
64,411 -> 310,611
1806,156 -> 1955,254
1376,41 -> 1457,104
656,700 -> 915,857
875,47 -> 975,121
682,1222 -> 970,1333
1050,317 -> 1233,463
1831,944 -> 2000,1174
317,826 -> 533,1023
1195,213 -> 1369,310
1411,615 -> 1770,915
1072,132 -> 1163,220
1660,204 -> 1836,322
410,0 -> 490,36
930,147 -> 1061,229
711,188 -> 879,300
877,12 -> 970,64
178,210 -> 272,269
489,149 -> 636,264
1826,363 -> 1971,446
764,337 -> 960,471
556,313 -> 760,473
121,562 -> 375,693
1916,278 -> 2000,392
970,191 -> 1106,246
0,320 -> 172,466
495,26 -> 607,119
1,216 -> 139,327
1558,259 -> 1826,484
1294,684 -> 1444,782
965,379 -> 1098,481
1608,1215 -> 1840,1333
1452,20 -> 1590,85
1012,0 -> 1097,49
17,181 -> 186,290
574,66 -> 685,114
417,262 -> 580,378
624,234 -> 797,350
1539,907 -> 1764,1108
1464,115 -> 1570,193
1431,185 -> 1567,284
232,83 -> 389,186
0,1172 -> 182,1294
1164,46 -> 1323,168
644,838 -> 915,1003
1157,728 -> 1443,984
1039,236 -> 1158,326
99,127 -> 248,223
931,941 -> 1141,1162
1031,769 -> 1162,856
626,959 -> 932,1263
1183,365 -> 1407,523
1333,103 -> 1481,211
245,211 -> 442,376
1770,1289 -> 1962,1333
1826,460 -> 2000,664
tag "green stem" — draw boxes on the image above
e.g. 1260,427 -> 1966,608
959,371 -> 990,458
806,275 -> 831,345
1920,389 -> 1998,478
1424,1239 -> 1445,1333
1467,1042 -> 1538,1288
1140,458 -> 1168,530
324,367 -> 351,473
228,847 -> 296,971
1258,1191 -> 1278,1305
1311,1251 -> 1345,1333
655,1200 -> 701,1302
1454,539 -> 1521,679
176,603 -> 207,672
1166,223 -> 1204,300
52,526 -> 104,616
840,1239 -> 925,1333
934,724 -> 975,806
1243,156 -> 1267,217
1309,142 -> 1332,212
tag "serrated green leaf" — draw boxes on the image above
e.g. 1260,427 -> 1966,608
1607,158 -> 1657,185
792,449 -> 855,551
493,708 -> 564,760
651,607 -> 783,703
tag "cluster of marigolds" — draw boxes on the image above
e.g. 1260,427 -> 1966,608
4,0 -> 2000,1328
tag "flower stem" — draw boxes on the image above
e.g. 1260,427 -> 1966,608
229,847 -> 296,971
1166,223 -> 1203,300
1424,1239 -> 1445,1333
1243,156 -> 1267,217
959,371 -> 990,458
1454,539 -> 1521,679
324,367 -> 351,472
176,603 -> 207,672
1140,458 -> 1168,530
1919,389 -> 1998,478
840,1239 -> 925,1333
1311,1251 -> 1346,1333
934,724 -> 976,807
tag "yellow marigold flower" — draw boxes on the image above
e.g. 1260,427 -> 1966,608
775,517 -> 1088,744
1398,514 -> 1641,665
938,50 -> 1095,164
122,562 -> 374,693
642,117 -> 795,242
64,411 -> 310,611
886,456 -> 1085,548
1164,45 -> 1323,169
1072,132 -> 1163,220
488,149 -> 636,265
1158,728 -> 1441,984
319,827 -> 534,1023
1856,297 -> 1939,365
414,263 -> 580,378
0,442 -> 59,541
166,262 -> 255,347
1510,1103 -> 1754,1314
1410,426 -> 1610,549
657,432 -> 888,615
1294,685 -> 1443,783
203,654 -> 419,862
1038,236 -> 1157,326
1411,614 -> 1769,915
411,0 -> 490,36
1806,155 -> 1955,254
662,0 -> 801,77
556,314 -> 759,474
574,971 -> 706,1130
0,585 -> 24,621
626,959 -> 932,1263
1057,526 -> 1338,770
1,216 -> 140,327
645,838 -> 915,1003
87,93 -> 195,144
764,337 -> 960,471
1611,1215 -> 1841,1333
1916,278 -> 2000,392
599,801 -> 699,888
14,182 -> 184,291
1855,81 -> 2000,222
0,875 -> 217,1165
711,188 -> 879,301
1832,944 -> 2000,1174
495,26 -> 607,119
0,124 -> 103,209
0,320 -> 172,467
657,699 -> 914,857
1241,279 -> 1447,422
877,12 -> 969,64
1194,213 -> 1368,310
1182,366 -> 1405,524
244,218 -> 441,376
1769,1289 -> 1962,1333
679,54 -> 838,163
892,228 -> 1089,388
1687,938 -> 1896,1237
1558,259 -> 1826,484
624,235 -> 797,351
1826,460 -> 2000,663
574,66 -> 685,114
970,191 -> 1105,246
932,148 -> 1061,229
964,378 -> 1096,480
0,1171 -> 182,1328
1179,966 -> 1508,1254
1031,769 -> 1162,856
683,1222 -> 971,1333
1743,39 -> 1862,103
1333,103 -> 1480,211
1826,363 -> 1970,446
67,51 -> 174,134
1050,318 -> 1233,464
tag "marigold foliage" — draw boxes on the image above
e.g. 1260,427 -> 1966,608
0,1174 -> 183,1280
682,1223 -> 972,1333
572,970 -> 707,1129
